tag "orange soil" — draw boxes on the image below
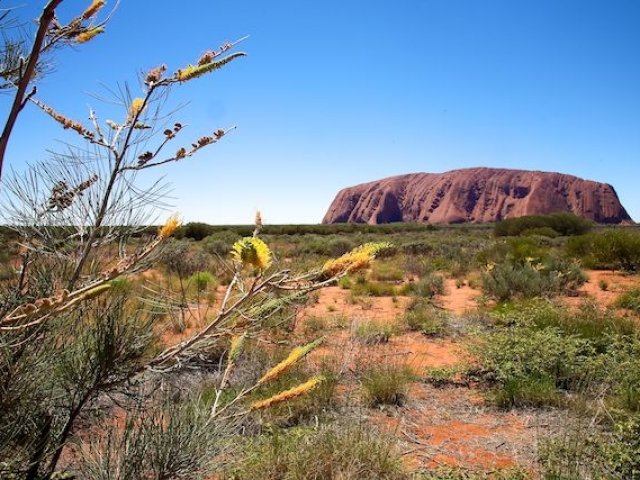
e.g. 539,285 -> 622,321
297,281 -> 545,472
564,269 -> 640,309
297,285 -> 411,325
438,279 -> 482,315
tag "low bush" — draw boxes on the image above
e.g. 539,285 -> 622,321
354,320 -> 399,344
360,362 -> 414,407
201,230 -> 241,256
189,271 -> 216,291
568,229 -> 640,272
403,299 -> 448,336
229,423 -> 407,479
475,300 -> 640,411
494,212 -> 592,237
474,326 -> 593,407
416,467 -> 530,479
616,288 -> 640,313
481,257 -> 585,301
403,273 -> 445,298
370,262 -> 405,282
539,415 -> 640,480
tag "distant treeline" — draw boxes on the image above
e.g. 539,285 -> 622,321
172,222 -> 498,240
2,216 -> 634,242
493,212 -> 594,237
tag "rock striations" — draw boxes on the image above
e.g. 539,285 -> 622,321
322,168 -> 631,225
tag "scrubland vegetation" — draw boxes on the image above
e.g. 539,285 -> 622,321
1,2 -> 640,478
3,206 -> 640,477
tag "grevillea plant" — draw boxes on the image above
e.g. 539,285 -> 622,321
0,3 -> 392,478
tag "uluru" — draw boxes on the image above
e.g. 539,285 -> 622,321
322,167 -> 632,225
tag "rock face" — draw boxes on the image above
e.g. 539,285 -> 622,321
322,167 -> 632,225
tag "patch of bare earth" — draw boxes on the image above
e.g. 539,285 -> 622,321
437,279 -> 482,315
298,281 -> 557,473
564,269 -> 640,309
369,384 -> 560,471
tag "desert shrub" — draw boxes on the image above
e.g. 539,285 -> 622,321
403,273 -> 445,298
182,222 -> 217,241
523,226 -> 560,238
302,315 -> 329,334
325,237 -> 357,257
337,276 -> 352,289
403,299 -> 448,336
360,362 -> 414,407
494,212 -> 592,237
493,300 -> 637,350
474,326 -> 595,407
477,300 -> 640,411
416,467 -> 530,479
75,393 -> 237,480
615,288 -> 640,312
228,423 -> 407,479
423,366 -> 464,388
202,230 -> 241,256
189,271 -> 216,291
370,261 -> 404,282
481,257 -> 585,301
539,415 -> 640,480
354,320 -> 399,344
570,229 -> 640,271
401,242 -> 434,255
161,240 -> 210,277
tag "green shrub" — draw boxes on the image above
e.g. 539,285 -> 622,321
325,237 -> 357,256
201,230 -> 241,256
403,273 -> 445,298
522,226 -> 560,238
481,257 -> 585,301
416,467 -> 530,479
424,366 -> 463,388
494,300 -> 638,350
189,271 -> 215,291
229,424 -> 407,479
370,262 -> 405,282
539,415 -> 640,480
182,221 -> 217,240
354,320 -> 399,344
303,315 -> 329,334
403,299 -> 448,336
477,300 -> 640,411
494,212 -> 592,237
361,362 -> 414,407
615,288 -> 640,313
474,326 -> 595,407
571,229 -> 640,271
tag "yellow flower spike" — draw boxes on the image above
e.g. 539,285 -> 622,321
158,214 -> 181,239
322,242 -> 392,277
81,0 -> 105,20
231,237 -> 272,270
76,27 -> 104,44
228,334 -> 247,363
128,98 -> 145,119
258,339 -> 323,385
175,52 -> 246,82
250,376 -> 325,411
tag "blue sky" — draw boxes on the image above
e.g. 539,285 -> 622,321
3,0 -> 639,224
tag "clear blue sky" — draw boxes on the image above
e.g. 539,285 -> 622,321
3,0 -> 639,224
